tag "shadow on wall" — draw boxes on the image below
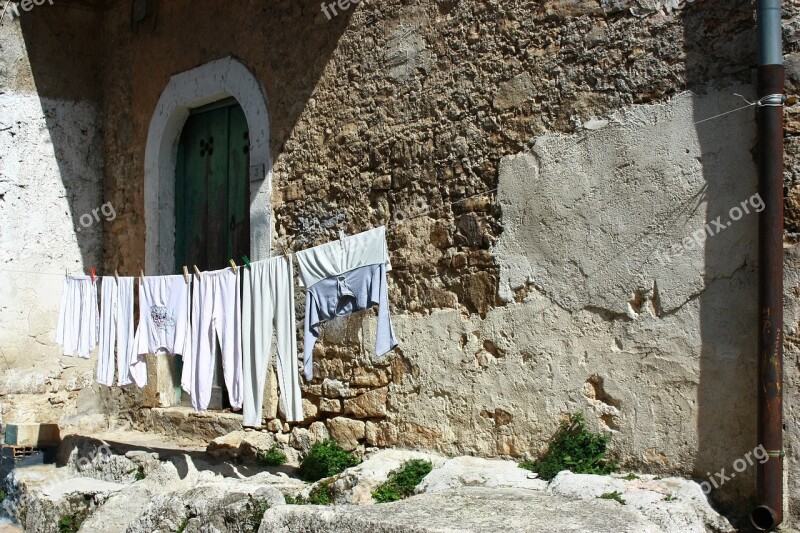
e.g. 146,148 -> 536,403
684,0 -> 762,518
14,2 -> 106,271
12,0 -> 355,420
17,0 -> 356,274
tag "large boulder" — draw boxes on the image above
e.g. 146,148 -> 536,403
2,465 -> 126,533
548,471 -> 735,533
415,456 -> 546,494
258,486 -> 664,533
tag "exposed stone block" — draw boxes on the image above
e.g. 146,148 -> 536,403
326,417 -> 366,451
343,387 -> 389,418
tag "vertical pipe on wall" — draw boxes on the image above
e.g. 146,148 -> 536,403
752,0 -> 784,530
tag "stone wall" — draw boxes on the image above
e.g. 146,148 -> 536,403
2,0 -> 800,521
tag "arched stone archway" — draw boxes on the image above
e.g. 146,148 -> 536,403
143,56 -> 271,274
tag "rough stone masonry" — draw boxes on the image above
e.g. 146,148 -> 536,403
1,0 -> 800,523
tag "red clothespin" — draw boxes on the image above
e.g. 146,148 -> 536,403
90,267 -> 96,283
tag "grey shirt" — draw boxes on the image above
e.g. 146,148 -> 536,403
303,262 -> 397,380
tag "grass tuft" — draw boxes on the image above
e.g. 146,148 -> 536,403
599,491 -> 626,505
519,412 -> 617,481
298,440 -> 359,482
372,460 -> 433,503
246,500 -> 270,529
256,445 -> 287,467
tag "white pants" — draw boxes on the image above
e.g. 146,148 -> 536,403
242,256 -> 303,426
131,275 -> 192,388
56,275 -> 98,358
116,278 -> 136,385
97,277 -> 136,386
184,268 -> 242,411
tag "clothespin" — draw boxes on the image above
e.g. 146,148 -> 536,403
114,270 -> 119,283
193,265 -> 201,278
241,255 -> 251,267
182,266 -> 190,284
229,259 -> 238,274
339,229 -> 346,241
140,270 -> 145,281
89,267 -> 96,283
278,242 -> 292,262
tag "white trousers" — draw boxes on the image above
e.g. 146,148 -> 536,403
115,277 -> 136,385
56,275 -> 98,358
97,277 -> 136,386
242,256 -> 303,426
131,275 -> 192,388
184,268 -> 242,411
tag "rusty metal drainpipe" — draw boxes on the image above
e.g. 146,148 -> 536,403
752,0 -> 785,530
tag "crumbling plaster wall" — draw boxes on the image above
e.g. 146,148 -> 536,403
1,0 -> 798,520
97,0 -> 800,516
0,4 -> 123,433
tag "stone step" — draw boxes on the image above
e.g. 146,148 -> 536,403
3,424 -> 60,447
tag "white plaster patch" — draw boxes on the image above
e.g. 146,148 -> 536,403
0,91 -> 103,360
495,88 -> 758,315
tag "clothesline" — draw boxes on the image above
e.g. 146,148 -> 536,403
0,91 -> 780,280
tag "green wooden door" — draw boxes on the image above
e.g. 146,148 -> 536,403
175,100 -> 250,272
175,100 -> 250,409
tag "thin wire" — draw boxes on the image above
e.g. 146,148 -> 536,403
386,91 -> 776,230
0,268 -> 67,277
1,92 -> 785,277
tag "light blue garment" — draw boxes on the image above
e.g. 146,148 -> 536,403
303,263 -> 397,380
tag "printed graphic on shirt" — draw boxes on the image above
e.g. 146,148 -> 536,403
150,305 -> 175,331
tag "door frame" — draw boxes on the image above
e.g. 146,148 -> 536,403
143,57 -> 271,274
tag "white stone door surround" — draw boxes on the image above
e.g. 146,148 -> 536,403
143,56 -> 271,274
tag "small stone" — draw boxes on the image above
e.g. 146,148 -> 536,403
322,378 -> 351,398
350,368 -> 389,387
365,420 -> 399,447
493,73 -> 535,111
303,398 -> 319,421
326,417 -> 366,451
319,398 -> 342,414
266,419 -> 282,433
372,174 -> 392,190
309,421 -> 330,442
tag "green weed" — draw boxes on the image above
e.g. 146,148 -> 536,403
372,460 -> 433,503
599,491 -> 626,505
519,412 -> 618,481
307,479 -> 333,505
246,500 -> 270,529
298,440 -> 359,482
256,445 -> 287,467
57,512 -> 84,533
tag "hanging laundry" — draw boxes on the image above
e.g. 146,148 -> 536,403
55,275 -> 99,358
183,268 -> 243,412
242,255 -> 303,426
97,276 -> 135,386
296,226 -> 398,380
130,275 -> 192,388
